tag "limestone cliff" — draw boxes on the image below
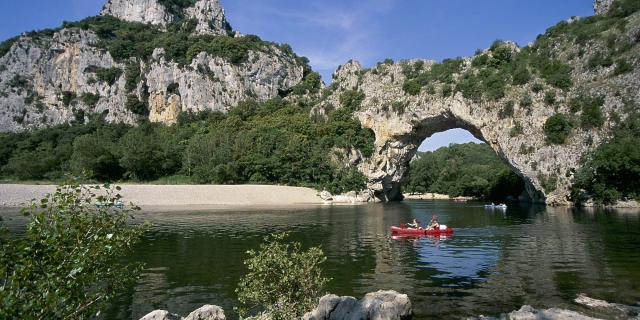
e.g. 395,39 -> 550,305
0,0 -> 304,131
320,1 -> 640,205
101,0 -> 230,35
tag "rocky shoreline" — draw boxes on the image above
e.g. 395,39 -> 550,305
138,292 -> 640,320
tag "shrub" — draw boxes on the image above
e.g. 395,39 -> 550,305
61,91 -> 76,107
339,90 -> 365,111
392,101 -> 407,114
441,84 -> 453,97
536,59 -> 573,90
167,83 -> 180,95
569,94 -> 605,128
613,58 -> 633,75
0,36 -> 18,58
520,94 -> 533,109
531,82 -> 544,93
573,112 -> 640,204
125,63 -> 141,92
544,113 -> 573,144
539,173 -> 558,192
457,73 -> 483,102
510,122 -> 524,137
125,95 -> 149,116
544,90 -> 556,105
512,66 -> 531,85
236,233 -> 329,320
403,80 -> 422,95
0,183 -> 145,319
499,101 -> 514,119
81,93 -> 100,107
95,67 -> 123,85
581,101 -> 605,129
587,53 -> 614,70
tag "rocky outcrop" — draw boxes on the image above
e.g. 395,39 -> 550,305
139,305 -> 226,320
101,0 -> 229,35
320,2 -> 640,205
473,305 -> 602,320
473,294 -> 640,320
0,0 -> 303,131
594,0 -> 615,15
303,290 -> 412,320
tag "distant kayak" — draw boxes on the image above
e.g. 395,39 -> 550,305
390,225 -> 454,236
484,203 -> 507,209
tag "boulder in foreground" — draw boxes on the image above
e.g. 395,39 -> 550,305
303,290 -> 412,320
139,305 -> 225,320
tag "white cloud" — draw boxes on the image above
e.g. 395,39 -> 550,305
226,0 -> 398,79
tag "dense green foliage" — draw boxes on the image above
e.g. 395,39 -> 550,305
95,67 -> 123,85
405,143 -> 524,201
235,233 -> 329,319
61,16 -> 267,65
0,36 -> 18,58
544,113 -> 574,144
573,111 -> 640,204
0,183 -> 145,319
0,98 -> 375,194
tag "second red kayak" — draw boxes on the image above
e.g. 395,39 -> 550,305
390,225 -> 454,236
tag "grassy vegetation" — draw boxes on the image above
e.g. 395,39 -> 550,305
405,143 -> 524,201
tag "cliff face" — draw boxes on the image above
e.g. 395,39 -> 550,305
101,0 -> 229,35
0,0 -> 303,131
320,2 -> 640,205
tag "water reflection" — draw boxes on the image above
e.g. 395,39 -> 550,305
2,202 -> 639,319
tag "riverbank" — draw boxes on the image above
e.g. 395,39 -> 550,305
403,193 -> 475,201
0,184 -> 328,208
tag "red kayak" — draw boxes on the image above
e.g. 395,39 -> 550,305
390,225 -> 454,236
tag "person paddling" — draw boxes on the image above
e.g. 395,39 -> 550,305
407,218 -> 420,229
427,214 -> 440,230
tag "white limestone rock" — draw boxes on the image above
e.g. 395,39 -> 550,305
101,0 -> 229,35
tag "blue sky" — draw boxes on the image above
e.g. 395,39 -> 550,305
0,0 -> 594,151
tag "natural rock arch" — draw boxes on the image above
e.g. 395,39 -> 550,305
324,57 -> 623,206
358,102 -> 546,203
319,1 -> 640,206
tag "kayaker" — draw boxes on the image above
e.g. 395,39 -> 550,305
407,218 -> 420,229
427,214 -> 440,230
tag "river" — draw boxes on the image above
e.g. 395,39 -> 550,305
2,200 -> 640,319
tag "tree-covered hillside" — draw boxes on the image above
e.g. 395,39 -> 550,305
405,143 -> 525,201
0,96 -> 374,194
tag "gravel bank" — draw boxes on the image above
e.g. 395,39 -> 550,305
0,184 -> 324,208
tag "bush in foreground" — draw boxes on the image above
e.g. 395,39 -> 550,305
236,233 -> 329,320
0,183 -> 146,319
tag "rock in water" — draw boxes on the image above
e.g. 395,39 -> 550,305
361,291 -> 413,319
139,310 -> 183,320
139,305 -> 226,320
185,305 -> 226,320
304,290 -> 412,320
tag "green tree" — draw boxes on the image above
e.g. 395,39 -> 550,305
0,183 -> 145,319
236,233 -> 329,320
544,113 -> 573,144
70,127 -> 125,180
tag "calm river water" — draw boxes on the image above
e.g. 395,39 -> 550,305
3,200 -> 640,319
